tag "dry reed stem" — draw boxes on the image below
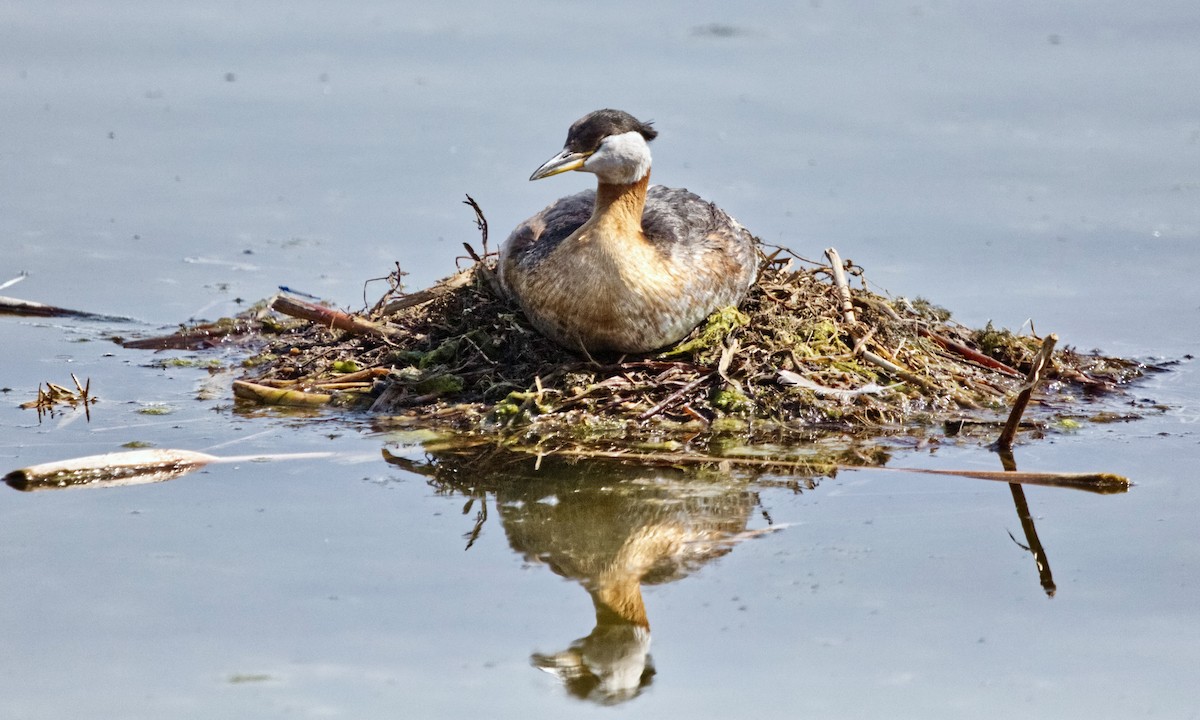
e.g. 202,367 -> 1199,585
824,247 -> 857,325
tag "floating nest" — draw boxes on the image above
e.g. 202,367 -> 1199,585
185,233 -> 1147,461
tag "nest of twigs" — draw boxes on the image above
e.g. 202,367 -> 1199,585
224,239 -> 1143,454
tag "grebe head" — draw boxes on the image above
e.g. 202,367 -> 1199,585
530,109 -> 658,185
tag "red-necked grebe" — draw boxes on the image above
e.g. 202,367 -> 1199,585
499,109 -> 758,354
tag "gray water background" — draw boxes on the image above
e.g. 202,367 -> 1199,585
2,2 -> 1199,718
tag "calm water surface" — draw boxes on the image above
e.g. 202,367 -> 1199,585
2,2 -> 1198,718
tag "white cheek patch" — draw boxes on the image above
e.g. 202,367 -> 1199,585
583,131 -> 652,184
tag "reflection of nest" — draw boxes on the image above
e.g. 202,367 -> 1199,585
497,465 -> 758,587
236,244 -> 1144,450
382,446 -> 767,581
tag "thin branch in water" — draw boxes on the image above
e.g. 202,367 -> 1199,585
0,294 -> 129,321
996,333 -> 1058,451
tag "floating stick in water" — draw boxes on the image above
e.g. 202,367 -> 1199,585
4,448 -> 333,492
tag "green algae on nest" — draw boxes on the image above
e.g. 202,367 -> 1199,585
662,306 -> 749,361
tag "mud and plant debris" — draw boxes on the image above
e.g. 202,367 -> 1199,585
171,237 -> 1146,456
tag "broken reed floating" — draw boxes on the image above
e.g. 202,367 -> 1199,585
4,448 -> 335,491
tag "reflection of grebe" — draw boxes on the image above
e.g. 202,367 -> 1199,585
496,464 -> 763,704
500,109 -> 758,354
380,448 -> 772,705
